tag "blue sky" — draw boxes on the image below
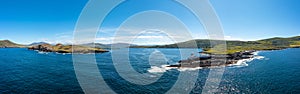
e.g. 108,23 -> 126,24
0,0 -> 299,44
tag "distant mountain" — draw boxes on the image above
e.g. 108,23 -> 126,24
83,43 -> 137,49
82,43 -> 109,49
133,39 -> 211,48
0,40 -> 24,48
108,43 -> 137,48
29,42 -> 49,46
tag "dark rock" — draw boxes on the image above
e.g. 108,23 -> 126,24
168,50 -> 256,68
28,44 -> 53,52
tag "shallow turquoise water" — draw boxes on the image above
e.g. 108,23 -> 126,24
0,48 -> 299,93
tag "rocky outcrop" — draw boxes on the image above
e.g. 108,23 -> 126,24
28,44 -> 53,52
28,43 -> 109,53
168,50 -> 256,68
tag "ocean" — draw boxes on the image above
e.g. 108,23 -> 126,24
0,48 -> 299,93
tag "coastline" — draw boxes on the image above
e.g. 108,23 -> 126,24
227,51 -> 264,67
147,51 -> 264,73
166,47 -> 297,69
27,44 -> 109,54
167,50 -> 264,68
146,51 -> 266,73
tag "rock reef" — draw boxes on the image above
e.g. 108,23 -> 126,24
167,50 -> 256,68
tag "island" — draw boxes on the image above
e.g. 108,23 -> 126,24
28,43 -> 109,53
0,40 -> 109,53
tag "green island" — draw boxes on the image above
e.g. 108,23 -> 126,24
27,43 -> 108,53
0,40 -> 108,53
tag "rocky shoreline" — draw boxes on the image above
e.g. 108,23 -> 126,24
167,50 -> 257,68
28,43 -> 109,54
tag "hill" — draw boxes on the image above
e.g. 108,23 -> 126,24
28,43 -> 108,53
82,43 -> 110,49
132,36 -> 300,54
28,42 -> 49,46
0,40 -> 24,48
83,43 -> 137,49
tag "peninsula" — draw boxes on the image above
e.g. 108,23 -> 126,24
132,36 -> 300,68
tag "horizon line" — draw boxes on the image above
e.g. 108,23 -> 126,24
1,35 -> 299,45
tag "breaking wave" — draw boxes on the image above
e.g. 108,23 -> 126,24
147,65 -> 203,73
229,51 -> 264,67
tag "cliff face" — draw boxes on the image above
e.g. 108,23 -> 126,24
0,40 -> 24,48
28,43 -> 109,53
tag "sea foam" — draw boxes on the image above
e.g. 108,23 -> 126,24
147,65 -> 203,73
147,65 -> 175,73
229,51 -> 264,67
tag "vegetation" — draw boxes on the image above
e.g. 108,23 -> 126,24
132,36 -> 300,54
0,40 -> 24,48
2,36 -> 300,54
0,40 -> 109,53
28,43 -> 108,53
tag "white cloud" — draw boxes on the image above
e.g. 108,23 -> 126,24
95,37 -> 113,41
136,36 -> 164,39
224,36 -> 239,40
36,29 -> 249,45
224,36 -> 249,41
34,27 -> 227,45
31,31 -> 74,45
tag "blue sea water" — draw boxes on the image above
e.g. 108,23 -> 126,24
0,48 -> 299,93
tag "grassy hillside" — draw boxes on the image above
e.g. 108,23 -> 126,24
133,36 -> 300,54
132,39 -> 212,48
28,43 -> 108,53
0,40 -> 24,48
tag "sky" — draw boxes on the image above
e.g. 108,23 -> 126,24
0,0 -> 299,45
